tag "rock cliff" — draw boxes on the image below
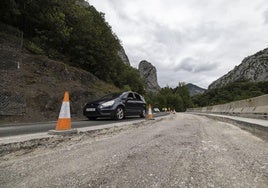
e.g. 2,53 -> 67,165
117,46 -> 130,66
209,48 -> 268,89
138,60 -> 161,93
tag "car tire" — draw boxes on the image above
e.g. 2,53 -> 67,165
114,106 -> 124,120
140,108 -> 146,118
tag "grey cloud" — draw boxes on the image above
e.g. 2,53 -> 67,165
175,57 -> 219,73
108,0 -> 124,9
154,25 -> 183,45
176,58 -> 195,72
183,22 -> 225,44
263,10 -> 268,24
147,18 -> 223,44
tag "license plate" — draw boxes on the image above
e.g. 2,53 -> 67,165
86,108 -> 96,112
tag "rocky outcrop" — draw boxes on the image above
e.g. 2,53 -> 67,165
186,83 -> 206,96
138,60 -> 161,93
209,48 -> 268,89
118,46 -> 130,66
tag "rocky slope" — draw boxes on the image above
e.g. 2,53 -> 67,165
0,41 -> 119,124
118,45 -> 130,66
186,83 -> 206,96
209,48 -> 268,89
138,60 -> 161,93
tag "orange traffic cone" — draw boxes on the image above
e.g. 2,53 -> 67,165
56,91 -> 71,130
48,91 -> 77,135
147,104 -> 154,120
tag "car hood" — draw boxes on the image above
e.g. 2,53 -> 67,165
87,98 -> 117,105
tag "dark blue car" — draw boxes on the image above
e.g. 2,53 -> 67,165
83,91 -> 146,120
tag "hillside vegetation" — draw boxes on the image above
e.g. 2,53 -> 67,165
143,81 -> 268,111
192,81 -> 268,107
146,83 -> 193,112
0,0 -> 145,94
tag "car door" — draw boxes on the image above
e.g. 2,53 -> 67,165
125,92 -> 136,115
133,93 -> 145,114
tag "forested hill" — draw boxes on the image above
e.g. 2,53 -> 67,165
0,0 -> 145,94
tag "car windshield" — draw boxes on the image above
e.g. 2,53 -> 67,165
100,93 -> 122,100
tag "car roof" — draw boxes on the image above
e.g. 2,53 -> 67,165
122,91 -> 142,95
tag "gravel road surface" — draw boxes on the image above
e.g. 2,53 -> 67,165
0,113 -> 267,187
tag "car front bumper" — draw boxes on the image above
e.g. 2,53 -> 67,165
83,106 -> 116,118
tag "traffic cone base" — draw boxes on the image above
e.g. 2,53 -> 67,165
56,118 -> 71,130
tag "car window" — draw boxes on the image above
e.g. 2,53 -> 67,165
121,93 -> 128,99
134,93 -> 142,101
127,93 -> 134,100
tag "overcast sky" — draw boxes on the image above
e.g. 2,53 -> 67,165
87,0 -> 268,88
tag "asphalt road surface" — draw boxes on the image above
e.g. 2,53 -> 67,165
0,113 -> 268,187
0,112 -> 168,137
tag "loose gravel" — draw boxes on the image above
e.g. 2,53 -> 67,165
0,113 -> 267,187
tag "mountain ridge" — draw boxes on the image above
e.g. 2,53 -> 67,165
186,83 -> 206,96
209,48 -> 268,89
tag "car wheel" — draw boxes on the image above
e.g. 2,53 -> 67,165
114,106 -> 124,120
140,108 -> 146,118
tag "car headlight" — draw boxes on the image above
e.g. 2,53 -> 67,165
100,100 -> 115,108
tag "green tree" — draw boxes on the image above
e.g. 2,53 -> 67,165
0,0 -> 145,92
175,82 -> 193,110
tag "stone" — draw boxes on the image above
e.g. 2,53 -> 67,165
138,60 -> 161,93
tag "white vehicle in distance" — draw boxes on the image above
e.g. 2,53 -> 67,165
153,108 -> 160,113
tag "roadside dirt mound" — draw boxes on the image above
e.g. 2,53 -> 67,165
0,45 -> 119,124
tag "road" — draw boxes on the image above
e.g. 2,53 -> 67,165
0,113 -> 268,187
0,112 -> 168,137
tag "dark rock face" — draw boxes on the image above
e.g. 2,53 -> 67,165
209,48 -> 268,89
138,60 -> 161,93
186,83 -> 206,96
118,46 -> 130,66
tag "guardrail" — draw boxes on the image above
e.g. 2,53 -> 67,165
187,94 -> 268,119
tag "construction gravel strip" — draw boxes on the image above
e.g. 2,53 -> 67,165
0,113 -> 268,187
0,116 -> 166,154
190,113 -> 268,141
